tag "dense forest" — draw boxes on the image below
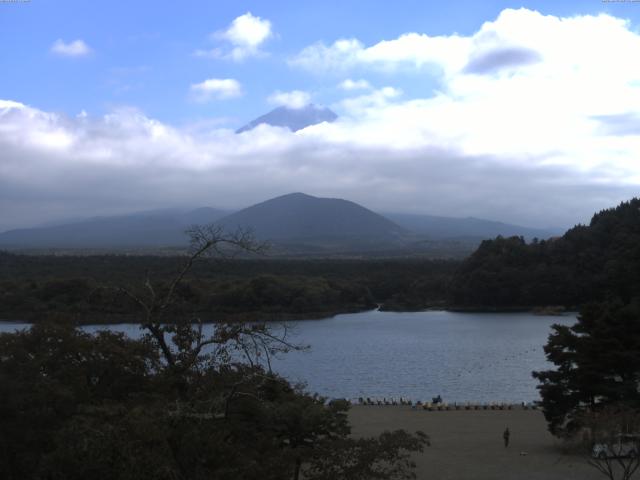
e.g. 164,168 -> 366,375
449,198 -> 640,308
0,254 -> 456,323
2,198 -> 639,322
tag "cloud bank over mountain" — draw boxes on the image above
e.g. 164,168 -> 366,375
2,8 -> 640,231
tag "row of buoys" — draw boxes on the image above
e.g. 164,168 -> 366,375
417,402 -> 520,411
356,398 -> 540,410
358,397 -> 415,406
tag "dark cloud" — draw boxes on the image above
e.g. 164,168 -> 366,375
0,102 -> 636,233
463,46 -> 542,74
0,133 -> 632,233
592,113 -> 640,136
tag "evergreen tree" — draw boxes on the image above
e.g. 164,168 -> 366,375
533,299 -> 640,436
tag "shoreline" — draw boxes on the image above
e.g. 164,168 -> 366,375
0,305 -> 577,325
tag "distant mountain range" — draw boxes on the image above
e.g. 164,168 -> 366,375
0,207 -> 229,249
0,193 -> 561,255
385,213 -> 558,241
236,104 -> 338,133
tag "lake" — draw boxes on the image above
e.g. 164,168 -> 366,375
0,310 -> 576,403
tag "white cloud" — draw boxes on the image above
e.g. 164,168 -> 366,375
291,8 -> 640,168
3,9 -> 640,231
190,78 -> 243,101
202,12 -> 273,61
51,39 -> 92,57
337,87 -> 402,117
292,8 -> 635,78
338,79 -> 371,91
290,39 -> 364,72
290,34 -> 472,73
0,100 -> 27,110
221,12 -> 272,48
267,90 -> 311,109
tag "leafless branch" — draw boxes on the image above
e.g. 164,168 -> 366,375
111,223 -> 306,387
583,405 -> 640,480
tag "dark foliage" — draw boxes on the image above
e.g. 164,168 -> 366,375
450,198 -> 640,308
0,324 -> 428,480
0,226 -> 428,479
533,299 -> 640,436
0,254 -> 457,322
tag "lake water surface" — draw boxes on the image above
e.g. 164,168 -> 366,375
0,310 -> 576,403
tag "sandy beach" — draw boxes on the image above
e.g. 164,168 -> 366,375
349,406 -> 602,480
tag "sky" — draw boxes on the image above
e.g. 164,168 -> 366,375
1,0 -> 640,232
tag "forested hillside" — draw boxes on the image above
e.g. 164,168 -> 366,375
450,198 -> 640,308
4,198 -> 638,321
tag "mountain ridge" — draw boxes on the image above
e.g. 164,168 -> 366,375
0,193 -> 562,253
449,197 -> 640,307
385,212 -> 560,240
0,207 -> 230,249
236,104 -> 338,133
217,192 -> 406,242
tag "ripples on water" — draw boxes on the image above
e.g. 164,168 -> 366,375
269,310 -> 576,403
0,310 -> 576,403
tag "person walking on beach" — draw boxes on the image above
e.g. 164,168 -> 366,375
503,427 -> 510,448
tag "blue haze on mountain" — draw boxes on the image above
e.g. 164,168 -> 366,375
0,193 -> 561,251
0,208 -> 229,249
236,105 -> 338,133
385,213 -> 560,241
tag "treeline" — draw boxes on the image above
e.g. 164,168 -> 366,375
0,254 -> 457,323
5,198 -> 638,320
449,198 -> 640,308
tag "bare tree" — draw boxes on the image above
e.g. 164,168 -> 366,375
117,225 -> 301,378
582,405 -> 640,480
